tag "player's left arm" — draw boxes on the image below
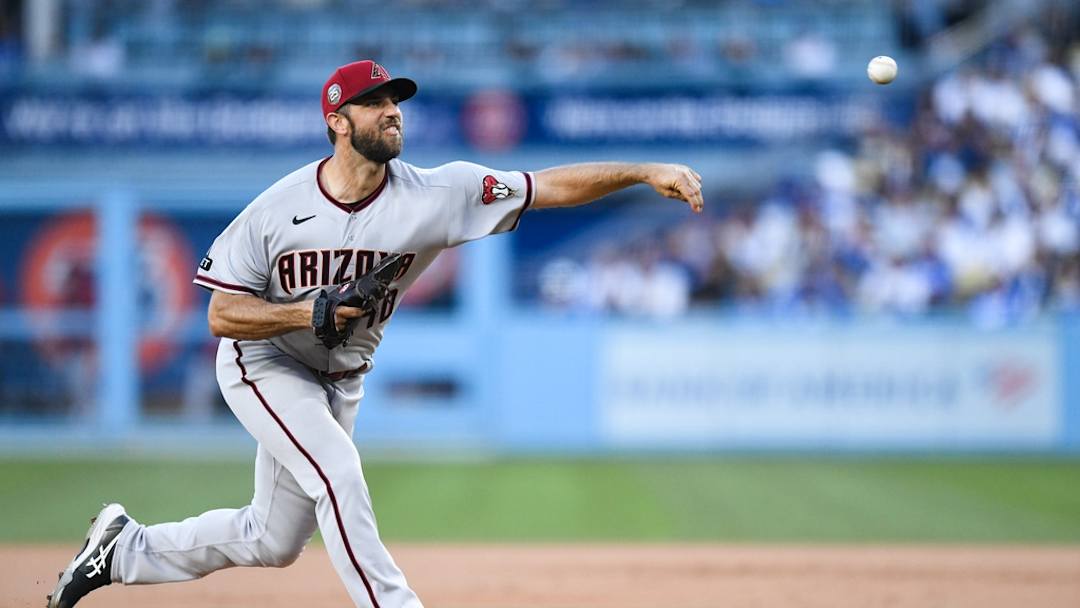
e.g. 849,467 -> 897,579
531,162 -> 704,213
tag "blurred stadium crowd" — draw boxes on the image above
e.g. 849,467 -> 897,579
1,1 -> 1077,328
0,1 -> 936,90
537,25 -> 1080,325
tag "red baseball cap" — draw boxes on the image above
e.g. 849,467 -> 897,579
321,60 -> 417,117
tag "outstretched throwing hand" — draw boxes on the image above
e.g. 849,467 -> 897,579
642,163 -> 705,213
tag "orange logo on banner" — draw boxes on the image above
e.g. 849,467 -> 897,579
20,211 -> 196,372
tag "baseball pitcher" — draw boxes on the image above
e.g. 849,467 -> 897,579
48,60 -> 704,608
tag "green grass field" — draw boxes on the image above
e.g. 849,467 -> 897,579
2,457 -> 1079,543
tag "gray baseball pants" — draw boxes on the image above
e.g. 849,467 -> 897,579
109,338 -> 422,608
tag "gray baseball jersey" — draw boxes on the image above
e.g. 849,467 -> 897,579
107,158 -> 533,608
194,157 -> 534,372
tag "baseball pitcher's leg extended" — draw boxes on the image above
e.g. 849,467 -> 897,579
158,339 -> 419,608
111,444 -> 317,583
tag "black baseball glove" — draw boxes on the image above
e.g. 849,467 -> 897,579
311,252 -> 404,349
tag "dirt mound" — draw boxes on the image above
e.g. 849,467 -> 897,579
6,544 -> 1080,608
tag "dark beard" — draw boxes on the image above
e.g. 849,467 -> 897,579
349,124 -> 402,164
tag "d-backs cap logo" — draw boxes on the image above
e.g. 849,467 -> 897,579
481,175 -> 515,204
327,83 -> 342,106
371,63 -> 386,79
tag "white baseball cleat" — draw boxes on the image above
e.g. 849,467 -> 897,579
47,503 -> 131,608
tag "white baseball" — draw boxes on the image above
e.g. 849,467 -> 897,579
867,55 -> 898,85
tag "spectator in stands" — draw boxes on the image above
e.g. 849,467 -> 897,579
536,22 -> 1080,324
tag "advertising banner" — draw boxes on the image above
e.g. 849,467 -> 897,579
0,90 -> 887,149
0,94 -> 454,148
600,326 -> 1061,449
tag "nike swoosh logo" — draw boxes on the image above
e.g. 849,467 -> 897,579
293,214 -> 316,225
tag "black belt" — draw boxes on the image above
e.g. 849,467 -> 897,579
312,363 -> 368,382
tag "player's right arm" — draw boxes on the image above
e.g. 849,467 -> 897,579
196,205 -> 355,340
207,291 -> 363,340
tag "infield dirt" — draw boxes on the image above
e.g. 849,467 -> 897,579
5,544 -> 1080,607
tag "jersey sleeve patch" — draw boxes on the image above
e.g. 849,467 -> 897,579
481,174 -> 516,205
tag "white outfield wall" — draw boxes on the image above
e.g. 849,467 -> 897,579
487,316 -> 1078,454
598,325 -> 1060,450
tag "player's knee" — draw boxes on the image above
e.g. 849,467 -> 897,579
260,538 -> 306,568
255,516 -> 311,568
